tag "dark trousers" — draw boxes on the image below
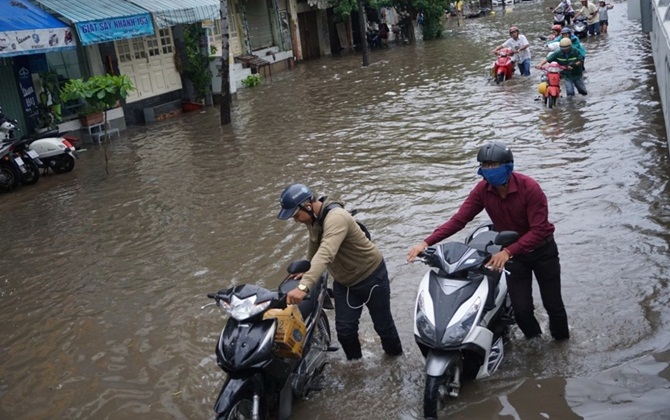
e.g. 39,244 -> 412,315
333,260 -> 402,358
506,238 -> 570,340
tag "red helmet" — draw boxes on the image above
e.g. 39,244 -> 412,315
509,26 -> 519,34
551,24 -> 562,32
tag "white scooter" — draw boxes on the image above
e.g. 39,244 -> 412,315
412,224 -> 519,419
0,109 -> 77,174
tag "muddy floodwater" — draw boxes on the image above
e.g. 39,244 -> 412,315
1,2 -> 669,419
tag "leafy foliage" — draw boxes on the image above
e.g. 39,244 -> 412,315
184,24 -> 216,101
415,0 -> 449,40
60,74 -> 135,115
241,74 -> 263,88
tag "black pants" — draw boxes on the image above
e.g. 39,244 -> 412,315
333,260 -> 402,358
506,238 -> 570,340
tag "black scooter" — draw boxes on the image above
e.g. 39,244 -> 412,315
205,259 -> 335,420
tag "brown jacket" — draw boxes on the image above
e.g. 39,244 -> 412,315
300,197 -> 383,290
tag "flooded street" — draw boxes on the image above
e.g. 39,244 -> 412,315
1,1 -> 670,418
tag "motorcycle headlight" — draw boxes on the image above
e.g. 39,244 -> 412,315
416,290 -> 436,340
441,297 -> 481,345
221,294 -> 271,321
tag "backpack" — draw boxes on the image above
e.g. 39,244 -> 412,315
320,203 -> 372,241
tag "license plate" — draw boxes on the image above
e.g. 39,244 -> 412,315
14,156 -> 24,166
27,150 -> 39,159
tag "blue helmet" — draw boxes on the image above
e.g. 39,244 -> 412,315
278,183 -> 313,219
561,27 -> 572,34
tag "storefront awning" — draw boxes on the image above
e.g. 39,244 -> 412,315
33,0 -> 154,46
125,0 -> 220,28
0,0 -> 76,57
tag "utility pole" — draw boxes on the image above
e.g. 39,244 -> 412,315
220,0 -> 231,125
357,0 -> 369,67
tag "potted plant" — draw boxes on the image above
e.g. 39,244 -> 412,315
60,74 -> 134,175
60,74 -> 135,126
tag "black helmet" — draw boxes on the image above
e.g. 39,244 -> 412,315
278,183 -> 313,219
476,142 -> 513,163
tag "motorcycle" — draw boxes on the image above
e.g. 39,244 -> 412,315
205,259 -> 335,420
0,110 -> 77,175
573,16 -> 587,39
538,62 -> 565,108
412,224 -> 519,419
491,47 -> 516,84
1,119 -> 42,186
553,10 -> 566,26
0,141 -> 27,191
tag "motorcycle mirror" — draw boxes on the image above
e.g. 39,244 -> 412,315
539,35 -> 547,41
494,231 -> 520,247
287,259 -> 310,274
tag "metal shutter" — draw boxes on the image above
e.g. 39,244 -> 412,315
243,0 -> 274,50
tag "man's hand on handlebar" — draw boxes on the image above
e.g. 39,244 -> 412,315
287,287 -> 307,305
407,241 -> 428,263
485,250 -> 511,272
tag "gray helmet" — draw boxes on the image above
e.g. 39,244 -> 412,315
477,142 -> 514,163
561,27 -> 572,34
278,183 -> 313,219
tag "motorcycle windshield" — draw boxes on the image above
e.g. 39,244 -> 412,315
427,243 -> 489,277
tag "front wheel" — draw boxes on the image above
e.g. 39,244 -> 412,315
51,154 -> 75,174
495,73 -> 505,84
218,393 -> 266,420
423,375 -> 447,419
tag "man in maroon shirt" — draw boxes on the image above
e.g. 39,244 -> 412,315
407,142 -> 569,340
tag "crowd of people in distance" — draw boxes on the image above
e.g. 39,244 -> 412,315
490,0 -> 614,97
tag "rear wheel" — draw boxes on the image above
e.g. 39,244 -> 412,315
0,163 -> 20,192
20,158 -> 40,185
51,154 -> 75,174
548,95 -> 557,108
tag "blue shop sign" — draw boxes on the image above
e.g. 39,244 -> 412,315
75,13 -> 154,46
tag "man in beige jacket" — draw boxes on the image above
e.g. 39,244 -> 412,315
278,183 -> 403,360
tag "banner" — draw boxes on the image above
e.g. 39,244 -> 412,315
75,14 -> 154,46
0,27 -> 75,57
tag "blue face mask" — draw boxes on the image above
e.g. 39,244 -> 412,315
477,163 -> 514,186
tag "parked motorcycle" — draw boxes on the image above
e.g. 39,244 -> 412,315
0,141 -> 27,191
0,110 -> 77,174
1,120 -> 42,186
538,62 -> 565,108
573,16 -> 587,39
412,224 -> 519,419
491,48 -> 516,84
205,259 -> 335,420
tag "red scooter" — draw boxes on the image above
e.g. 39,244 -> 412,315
537,62 -> 564,108
492,48 -> 515,84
